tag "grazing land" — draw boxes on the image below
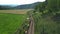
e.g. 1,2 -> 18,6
0,9 -> 32,14
0,10 -> 28,34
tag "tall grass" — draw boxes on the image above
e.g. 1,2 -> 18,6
33,12 -> 60,34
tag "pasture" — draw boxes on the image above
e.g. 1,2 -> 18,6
0,9 -> 30,14
0,10 -> 28,34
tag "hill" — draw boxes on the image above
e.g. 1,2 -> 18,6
0,2 -> 40,9
15,2 -> 40,9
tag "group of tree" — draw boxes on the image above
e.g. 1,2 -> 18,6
33,0 -> 60,34
34,0 -> 60,16
0,5 -> 14,10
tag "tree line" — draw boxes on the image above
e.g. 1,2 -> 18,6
34,0 -> 60,16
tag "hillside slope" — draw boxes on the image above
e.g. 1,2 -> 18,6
15,2 -> 40,9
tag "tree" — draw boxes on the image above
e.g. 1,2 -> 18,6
47,0 -> 60,13
34,2 -> 47,14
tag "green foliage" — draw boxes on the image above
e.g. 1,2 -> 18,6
47,0 -> 60,13
33,12 -> 60,34
34,2 -> 46,13
33,0 -> 60,34
34,0 -> 60,16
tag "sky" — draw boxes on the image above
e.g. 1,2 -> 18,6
0,0 -> 45,5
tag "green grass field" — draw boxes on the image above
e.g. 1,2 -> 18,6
0,13 -> 27,34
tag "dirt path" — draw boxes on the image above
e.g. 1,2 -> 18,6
14,11 -> 34,34
27,14 -> 34,34
14,13 -> 34,34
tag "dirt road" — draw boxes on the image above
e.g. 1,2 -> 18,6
15,14 -> 34,34
14,13 -> 34,34
14,11 -> 34,34
27,14 -> 34,34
